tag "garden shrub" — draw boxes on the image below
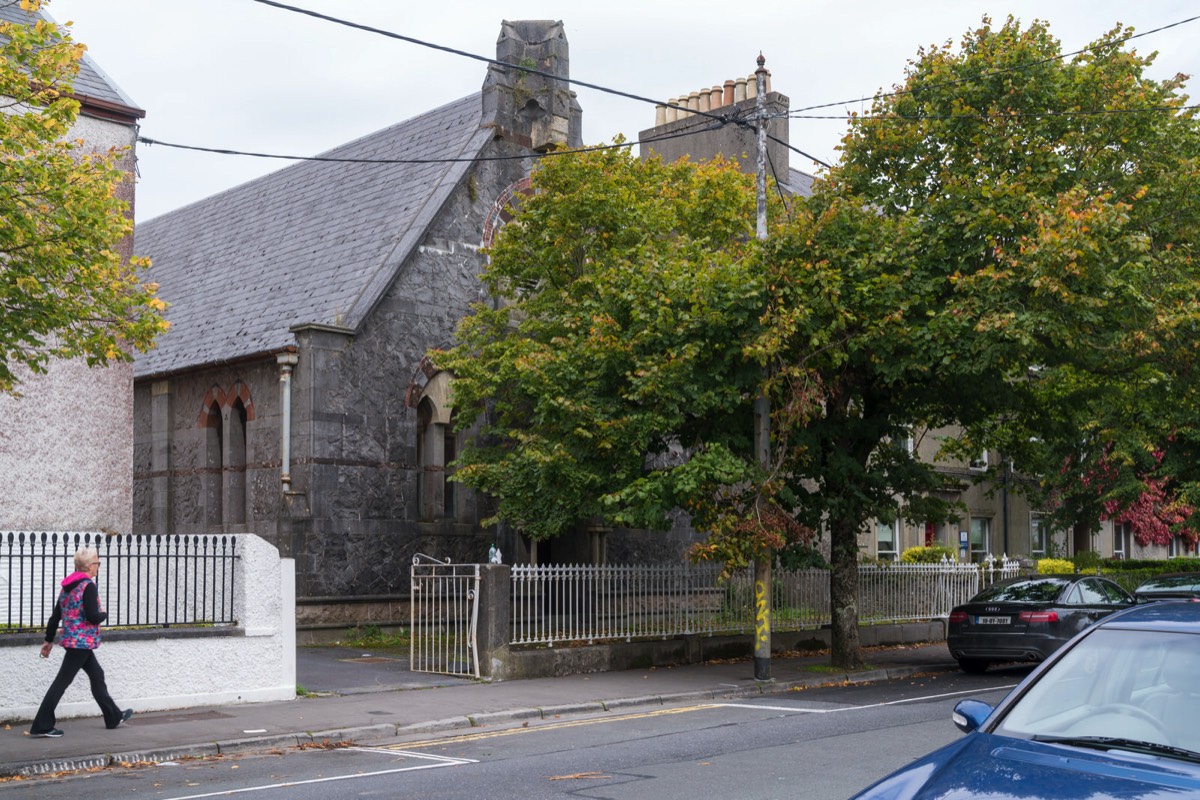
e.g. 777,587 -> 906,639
900,545 -> 956,564
1037,558 -> 1075,574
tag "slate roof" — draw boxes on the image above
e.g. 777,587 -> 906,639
133,94 -> 491,378
782,168 -> 816,198
0,4 -> 143,118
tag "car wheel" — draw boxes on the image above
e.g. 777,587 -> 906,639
958,658 -> 989,674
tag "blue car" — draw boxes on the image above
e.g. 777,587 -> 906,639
850,602 -> 1200,799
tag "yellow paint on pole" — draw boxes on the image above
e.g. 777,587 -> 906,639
755,579 -> 770,647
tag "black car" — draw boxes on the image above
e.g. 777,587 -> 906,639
1134,572 -> 1200,603
947,574 -> 1134,673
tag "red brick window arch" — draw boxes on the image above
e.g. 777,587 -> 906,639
198,381 -> 256,529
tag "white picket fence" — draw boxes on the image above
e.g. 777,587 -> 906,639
510,557 -> 1020,646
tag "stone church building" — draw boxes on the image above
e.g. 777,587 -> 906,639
131,21 -> 825,628
132,22 -> 589,623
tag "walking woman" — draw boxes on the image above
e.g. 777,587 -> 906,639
29,545 -> 132,738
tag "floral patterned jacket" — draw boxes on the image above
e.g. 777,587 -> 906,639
44,572 -> 107,650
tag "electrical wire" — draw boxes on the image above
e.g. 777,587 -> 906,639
788,13 -> 1200,117
784,103 -> 1200,123
151,4 -> 1192,177
137,119 -> 727,166
766,133 -> 831,169
251,0 -> 740,130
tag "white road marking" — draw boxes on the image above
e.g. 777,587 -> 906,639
712,683 -> 1018,714
349,747 -> 477,763
160,751 -> 476,799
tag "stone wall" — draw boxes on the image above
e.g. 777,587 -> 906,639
490,622 -> 947,680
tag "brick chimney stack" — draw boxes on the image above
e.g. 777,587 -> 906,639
639,69 -> 788,178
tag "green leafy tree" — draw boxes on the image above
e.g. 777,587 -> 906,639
445,17 -> 1199,672
0,0 -> 167,393
440,146 -> 809,566
756,17 -> 1200,667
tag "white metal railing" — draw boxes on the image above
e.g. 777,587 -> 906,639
409,555 -> 480,678
510,557 -> 1021,646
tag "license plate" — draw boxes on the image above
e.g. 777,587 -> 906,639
976,615 -> 1011,625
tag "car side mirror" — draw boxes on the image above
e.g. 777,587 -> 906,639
952,699 -> 993,734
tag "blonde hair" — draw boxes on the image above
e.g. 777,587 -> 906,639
74,546 -> 99,571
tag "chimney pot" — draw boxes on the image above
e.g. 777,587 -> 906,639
746,73 -> 757,99
734,77 -> 747,103
698,90 -> 710,113
655,104 -> 666,127
723,79 -> 735,106
709,85 -> 723,109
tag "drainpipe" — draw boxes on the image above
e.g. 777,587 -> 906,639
277,352 -> 298,492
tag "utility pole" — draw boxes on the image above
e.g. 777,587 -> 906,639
752,53 -> 772,682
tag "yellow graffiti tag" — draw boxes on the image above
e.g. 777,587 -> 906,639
755,580 -> 770,646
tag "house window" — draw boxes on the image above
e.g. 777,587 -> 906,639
1114,521 -> 1131,560
969,449 -> 989,471
970,517 -> 991,563
1031,515 -> 1049,557
1169,536 -> 1180,558
876,519 -> 900,561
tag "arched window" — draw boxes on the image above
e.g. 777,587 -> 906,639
198,381 -> 255,531
203,397 -> 223,527
225,398 -> 247,526
415,371 -> 457,522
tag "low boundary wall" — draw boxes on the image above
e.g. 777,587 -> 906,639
490,621 -> 946,680
0,535 -> 295,724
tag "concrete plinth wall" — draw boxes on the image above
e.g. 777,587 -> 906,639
0,534 -> 295,724
488,622 -> 946,681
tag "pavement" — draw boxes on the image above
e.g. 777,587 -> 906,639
0,641 -> 959,778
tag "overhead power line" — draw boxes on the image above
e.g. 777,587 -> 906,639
150,4 -> 1195,177
250,0 -> 740,130
784,103 -> 1200,122
137,121 -> 729,166
790,13 -> 1200,116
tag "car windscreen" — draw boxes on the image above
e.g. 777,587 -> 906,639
1139,576 -> 1200,592
993,628 -> 1200,756
971,579 -> 1069,603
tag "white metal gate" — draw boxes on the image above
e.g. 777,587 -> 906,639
409,556 -> 480,679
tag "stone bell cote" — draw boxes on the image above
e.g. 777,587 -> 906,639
482,20 -> 582,151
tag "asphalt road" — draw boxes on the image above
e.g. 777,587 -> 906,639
1,666 -> 1030,800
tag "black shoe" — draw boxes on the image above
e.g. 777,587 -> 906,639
114,709 -> 133,728
32,729 -> 64,738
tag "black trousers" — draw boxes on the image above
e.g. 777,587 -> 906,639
30,648 -> 122,733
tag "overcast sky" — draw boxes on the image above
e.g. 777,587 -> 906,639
43,0 -> 1200,222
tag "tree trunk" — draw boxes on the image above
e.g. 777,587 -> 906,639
830,519 -> 864,669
